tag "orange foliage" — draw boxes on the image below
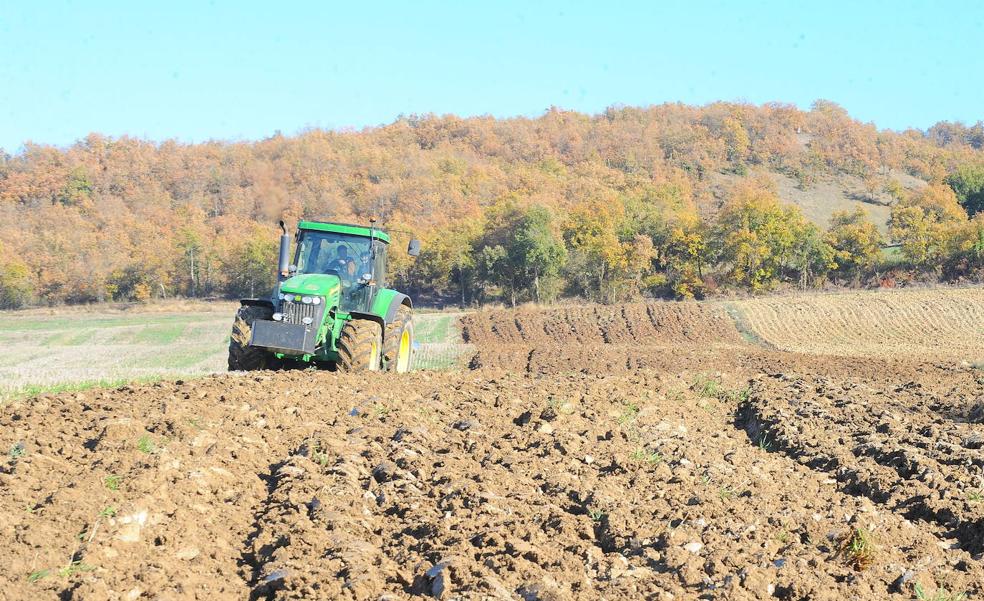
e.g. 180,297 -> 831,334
0,102 -> 982,305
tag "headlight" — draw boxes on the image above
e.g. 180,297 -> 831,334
301,296 -> 313,304
302,316 -> 314,325
312,296 -> 321,305
284,294 -> 294,302
272,312 -> 283,321
278,293 -> 285,300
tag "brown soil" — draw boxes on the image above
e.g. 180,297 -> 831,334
463,303 -> 748,376
461,303 -> 743,347
2,298 -> 983,600
743,365 -> 984,554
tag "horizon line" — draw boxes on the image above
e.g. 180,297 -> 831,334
3,98 -> 981,156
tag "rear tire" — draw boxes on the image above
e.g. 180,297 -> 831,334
383,305 -> 414,373
228,304 -> 279,371
336,319 -> 382,372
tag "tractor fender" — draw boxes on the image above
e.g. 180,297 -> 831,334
384,294 -> 412,323
367,290 -> 412,324
349,294 -> 411,341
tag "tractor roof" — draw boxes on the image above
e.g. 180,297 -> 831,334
297,220 -> 391,243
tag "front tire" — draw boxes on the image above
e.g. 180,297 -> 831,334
337,319 -> 382,372
383,305 -> 414,373
228,304 -> 279,371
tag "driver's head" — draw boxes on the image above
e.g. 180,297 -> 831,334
337,246 -> 349,258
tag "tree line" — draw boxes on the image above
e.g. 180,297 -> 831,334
409,175 -> 984,306
0,101 -> 983,309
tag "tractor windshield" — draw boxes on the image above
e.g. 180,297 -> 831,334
295,231 -> 373,280
294,230 -> 377,311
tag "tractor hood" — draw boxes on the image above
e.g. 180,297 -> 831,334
279,273 -> 341,300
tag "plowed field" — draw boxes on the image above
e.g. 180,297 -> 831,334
2,289 -> 983,600
463,303 -> 747,375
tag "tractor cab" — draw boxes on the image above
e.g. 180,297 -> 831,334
292,223 -> 389,313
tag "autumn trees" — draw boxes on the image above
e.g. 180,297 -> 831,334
0,242 -> 31,309
889,184 -> 967,271
946,164 -> 984,216
409,177 -> 873,303
825,208 -> 884,283
1,102 -> 984,308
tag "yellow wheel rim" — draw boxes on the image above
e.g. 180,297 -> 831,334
369,340 -> 380,371
397,329 -> 411,372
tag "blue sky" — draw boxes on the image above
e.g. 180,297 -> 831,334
1,0 -> 982,151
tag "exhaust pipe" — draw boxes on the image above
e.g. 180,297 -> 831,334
278,220 -> 291,281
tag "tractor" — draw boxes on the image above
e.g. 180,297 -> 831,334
228,219 -> 420,372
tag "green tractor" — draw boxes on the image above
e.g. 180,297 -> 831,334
228,219 -> 420,372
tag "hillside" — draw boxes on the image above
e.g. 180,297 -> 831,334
1,101 -> 983,307
708,170 -> 927,234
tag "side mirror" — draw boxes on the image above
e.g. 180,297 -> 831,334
288,264 -> 298,274
408,239 -> 421,257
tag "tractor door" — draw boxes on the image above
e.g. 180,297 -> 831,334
373,241 -> 387,287
356,240 -> 387,312
341,239 -> 387,313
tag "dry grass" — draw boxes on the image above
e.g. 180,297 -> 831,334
0,309 -> 232,402
708,169 -> 925,234
4,299 -> 239,317
729,287 -> 984,362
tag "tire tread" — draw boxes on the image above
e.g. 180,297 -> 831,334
337,319 -> 382,372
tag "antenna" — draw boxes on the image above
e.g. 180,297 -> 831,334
368,216 -> 378,284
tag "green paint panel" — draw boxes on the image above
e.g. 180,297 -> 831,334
370,288 -> 402,320
279,273 -> 342,298
298,220 -> 391,243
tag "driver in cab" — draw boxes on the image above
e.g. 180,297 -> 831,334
327,246 -> 352,273
325,245 -> 363,290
